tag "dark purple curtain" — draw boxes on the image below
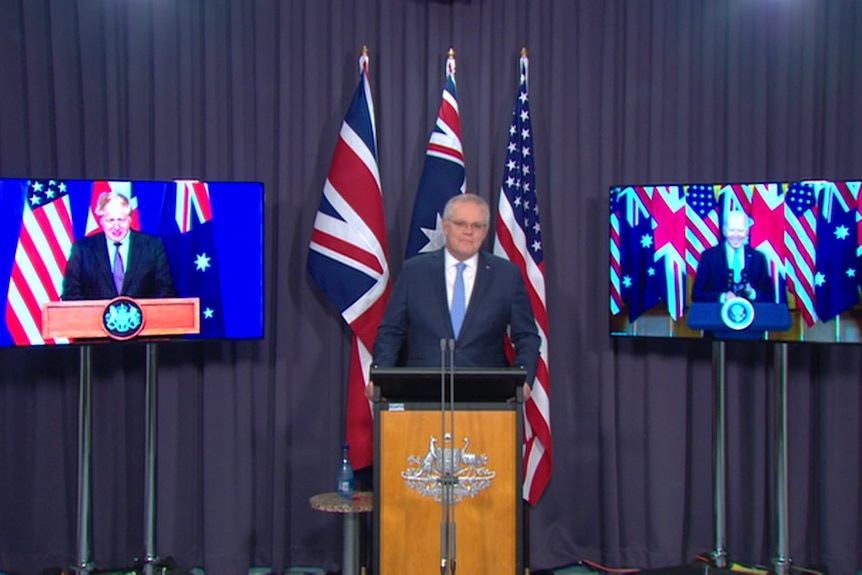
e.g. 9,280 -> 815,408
0,1 -> 861,574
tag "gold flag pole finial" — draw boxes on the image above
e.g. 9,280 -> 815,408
520,47 -> 529,89
359,46 -> 370,74
446,47 -> 457,79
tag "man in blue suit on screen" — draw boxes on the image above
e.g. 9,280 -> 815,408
370,193 -> 540,399
691,210 -> 774,303
61,191 -> 176,301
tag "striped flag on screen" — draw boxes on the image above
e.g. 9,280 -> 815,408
404,49 -> 466,259
685,184 -> 720,277
307,48 -> 391,470
784,181 -> 819,327
610,188 -> 623,314
5,179 -> 73,345
493,51 -> 551,505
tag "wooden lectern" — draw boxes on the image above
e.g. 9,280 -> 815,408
371,367 -> 525,575
42,298 -> 200,340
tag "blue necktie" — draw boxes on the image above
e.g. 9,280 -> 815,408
113,242 -> 125,295
732,248 -> 743,283
451,262 -> 467,337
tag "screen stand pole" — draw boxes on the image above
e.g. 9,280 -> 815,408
142,343 -> 160,575
711,340 -> 728,569
773,343 -> 792,575
75,345 -> 94,574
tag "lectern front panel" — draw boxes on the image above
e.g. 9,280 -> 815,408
378,409 -> 517,574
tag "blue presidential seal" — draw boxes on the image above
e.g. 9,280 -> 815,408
720,296 -> 755,331
102,297 -> 145,340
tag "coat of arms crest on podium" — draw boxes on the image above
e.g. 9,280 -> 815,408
401,433 -> 496,502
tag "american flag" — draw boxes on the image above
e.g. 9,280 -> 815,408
685,184 -> 720,277
84,180 -> 140,236
814,181 -> 858,322
784,182 -> 819,327
307,48 -> 391,470
404,49 -> 466,259
5,179 -> 73,345
610,188 -> 623,314
493,50 -> 551,504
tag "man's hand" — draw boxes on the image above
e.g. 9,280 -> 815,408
523,383 -> 531,401
365,382 -> 375,401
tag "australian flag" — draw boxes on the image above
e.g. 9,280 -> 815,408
158,180 -> 224,338
404,50 -> 466,259
815,181 -> 859,322
618,187 -> 662,322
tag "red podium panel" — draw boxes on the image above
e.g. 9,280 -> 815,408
41,298 -> 200,340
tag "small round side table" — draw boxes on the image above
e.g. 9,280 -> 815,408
309,491 -> 373,575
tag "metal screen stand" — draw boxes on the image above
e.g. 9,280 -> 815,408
773,343 -> 792,575
74,343 -> 162,574
142,343 -> 160,575
75,346 -> 94,574
711,341 -> 728,568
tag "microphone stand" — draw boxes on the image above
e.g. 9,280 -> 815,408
438,339 -> 458,575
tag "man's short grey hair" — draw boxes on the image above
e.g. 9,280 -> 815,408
442,193 -> 490,224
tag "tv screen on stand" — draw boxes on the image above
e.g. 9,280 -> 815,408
609,180 -> 862,342
0,178 -> 264,347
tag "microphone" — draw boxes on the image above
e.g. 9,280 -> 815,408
447,338 -> 457,573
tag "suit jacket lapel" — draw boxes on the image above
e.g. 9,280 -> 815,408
93,234 -> 117,294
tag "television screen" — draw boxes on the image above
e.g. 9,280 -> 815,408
609,180 -> 862,342
0,178 -> 264,346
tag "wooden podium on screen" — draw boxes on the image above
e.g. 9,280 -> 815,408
42,297 -> 201,340
371,366 -> 525,575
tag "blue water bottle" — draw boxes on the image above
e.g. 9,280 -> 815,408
336,443 -> 354,500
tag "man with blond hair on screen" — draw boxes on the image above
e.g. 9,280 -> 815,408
62,191 -> 176,301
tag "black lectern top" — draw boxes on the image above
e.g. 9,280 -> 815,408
370,366 -> 526,403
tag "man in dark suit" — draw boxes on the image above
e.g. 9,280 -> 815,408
691,210 -> 774,303
61,191 -> 176,301
371,193 -> 540,398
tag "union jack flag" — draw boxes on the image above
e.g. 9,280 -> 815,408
404,49 -> 466,259
685,184 -> 719,277
651,186 -> 687,320
5,179 -> 73,345
750,183 -> 786,303
784,182 -> 819,327
307,49 -> 391,469
493,50 -> 551,505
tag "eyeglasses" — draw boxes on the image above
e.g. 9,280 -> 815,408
447,219 -> 488,232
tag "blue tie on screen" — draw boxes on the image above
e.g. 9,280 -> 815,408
733,248 -> 743,283
451,262 -> 466,337
113,242 -> 124,295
